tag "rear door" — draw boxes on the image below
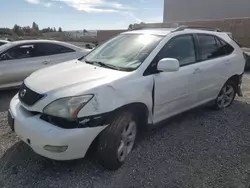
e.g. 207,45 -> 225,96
194,34 -> 234,102
0,44 -> 51,87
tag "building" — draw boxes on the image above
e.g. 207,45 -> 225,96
163,0 -> 250,23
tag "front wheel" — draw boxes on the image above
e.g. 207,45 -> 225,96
97,111 -> 137,170
213,81 -> 236,109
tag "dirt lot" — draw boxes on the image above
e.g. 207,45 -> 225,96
1,74 -> 250,188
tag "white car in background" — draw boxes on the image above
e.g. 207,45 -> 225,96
0,40 -> 91,89
9,26 -> 245,170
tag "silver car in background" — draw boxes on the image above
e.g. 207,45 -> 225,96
0,40 -> 91,89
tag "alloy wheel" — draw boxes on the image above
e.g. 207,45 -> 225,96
217,84 -> 235,108
117,121 -> 137,162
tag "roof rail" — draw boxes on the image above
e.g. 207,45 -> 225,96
172,25 -> 221,32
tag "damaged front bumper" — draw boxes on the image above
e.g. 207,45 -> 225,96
40,112 -> 111,129
9,96 -> 108,160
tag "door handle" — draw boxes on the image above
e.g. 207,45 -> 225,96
225,60 -> 230,65
193,68 -> 202,74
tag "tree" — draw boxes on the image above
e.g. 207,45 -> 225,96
41,27 -> 54,33
48,27 -> 52,32
41,28 -> 47,33
13,24 -> 21,33
53,27 -> 56,32
128,24 -> 133,30
30,30 -> 38,36
0,28 -> 13,36
128,22 -> 146,31
32,22 -> 39,31
22,26 -> 31,35
12,24 -> 24,36
58,27 -> 62,32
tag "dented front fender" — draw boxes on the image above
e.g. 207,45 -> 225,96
77,76 -> 154,124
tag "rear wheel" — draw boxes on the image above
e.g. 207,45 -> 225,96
213,81 -> 236,109
97,111 -> 137,170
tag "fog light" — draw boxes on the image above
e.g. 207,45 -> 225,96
44,145 -> 68,153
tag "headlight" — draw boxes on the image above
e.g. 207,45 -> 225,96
43,95 -> 93,119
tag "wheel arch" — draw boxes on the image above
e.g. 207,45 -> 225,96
85,102 -> 150,156
113,102 -> 150,128
226,74 -> 243,96
227,74 -> 241,85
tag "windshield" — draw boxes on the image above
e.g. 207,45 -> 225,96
84,34 -> 163,71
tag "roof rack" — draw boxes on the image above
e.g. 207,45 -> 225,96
172,25 -> 221,33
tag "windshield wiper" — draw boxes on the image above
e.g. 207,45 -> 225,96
85,60 -> 135,72
85,60 -> 121,71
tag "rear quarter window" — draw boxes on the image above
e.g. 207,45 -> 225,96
197,34 -> 235,61
217,38 -> 234,55
197,34 -> 222,60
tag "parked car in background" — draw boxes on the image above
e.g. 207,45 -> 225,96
9,26 -> 245,170
0,40 -> 91,89
0,40 -> 9,46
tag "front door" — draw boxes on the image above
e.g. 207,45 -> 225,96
153,34 -> 200,123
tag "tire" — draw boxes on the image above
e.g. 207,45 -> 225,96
212,80 -> 237,110
97,111 -> 137,170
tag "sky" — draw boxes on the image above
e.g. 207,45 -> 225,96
0,0 -> 163,30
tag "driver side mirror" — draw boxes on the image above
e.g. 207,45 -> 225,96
157,58 -> 180,72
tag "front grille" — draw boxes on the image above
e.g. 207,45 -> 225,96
19,83 -> 44,106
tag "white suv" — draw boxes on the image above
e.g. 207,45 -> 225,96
9,26 -> 245,170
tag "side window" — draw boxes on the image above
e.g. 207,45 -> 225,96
213,37 -> 228,57
35,43 -> 75,56
217,38 -> 234,55
198,34 -> 222,60
156,35 -> 196,67
1,44 -> 35,60
197,35 -> 235,61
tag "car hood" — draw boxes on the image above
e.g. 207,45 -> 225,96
25,60 -> 131,94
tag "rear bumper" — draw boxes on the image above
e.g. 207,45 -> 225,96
9,95 -> 107,160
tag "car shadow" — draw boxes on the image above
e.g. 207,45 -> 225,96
136,102 -> 215,141
0,89 -> 18,113
0,141 -> 106,187
1,100 -> 250,187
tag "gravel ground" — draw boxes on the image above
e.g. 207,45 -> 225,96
1,75 -> 250,188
